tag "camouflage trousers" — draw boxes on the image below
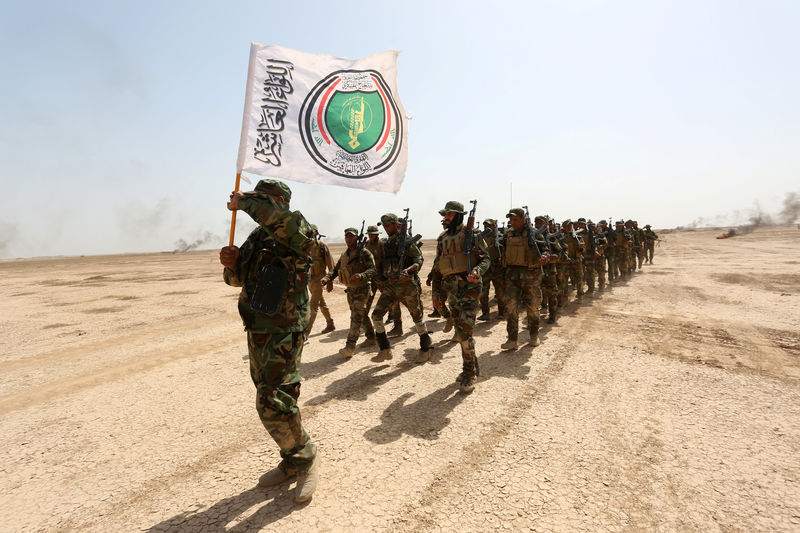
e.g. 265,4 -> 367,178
541,263 -> 559,315
605,249 -> 617,281
646,243 -> 655,263
479,265 -> 506,315
305,277 -> 332,334
635,245 -> 645,268
556,264 -> 569,306
442,275 -> 482,376
247,330 -> 316,473
593,257 -> 606,288
566,261 -> 584,296
583,259 -> 596,291
345,286 -> 375,347
371,277 -> 424,333
504,266 -> 543,340
432,278 -> 452,319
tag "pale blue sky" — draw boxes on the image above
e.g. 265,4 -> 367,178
1,0 -> 798,257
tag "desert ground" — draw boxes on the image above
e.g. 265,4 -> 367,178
1,226 -> 799,532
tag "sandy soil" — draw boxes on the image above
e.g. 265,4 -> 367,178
1,227 -> 799,532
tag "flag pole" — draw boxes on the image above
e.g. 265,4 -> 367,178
228,172 -> 242,246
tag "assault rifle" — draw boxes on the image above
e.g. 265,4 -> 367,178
347,220 -> 367,266
397,208 -> 422,272
409,219 -> 422,249
463,200 -> 477,271
522,206 -> 548,273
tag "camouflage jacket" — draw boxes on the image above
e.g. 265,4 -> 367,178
223,193 -> 313,333
323,247 -> 376,290
433,224 -> 491,278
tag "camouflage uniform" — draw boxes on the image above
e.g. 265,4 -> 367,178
478,219 -> 506,320
613,221 -> 631,278
643,225 -> 659,263
587,221 -> 607,290
322,228 -> 376,353
577,218 -> 595,293
633,222 -> 646,269
536,216 -> 561,323
367,229 -> 402,331
599,221 -> 617,282
434,201 -> 491,388
502,208 -> 549,346
305,231 -> 334,335
562,220 -> 585,298
371,213 -> 430,359
222,180 -> 316,475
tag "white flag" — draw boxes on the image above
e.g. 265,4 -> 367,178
236,43 -> 409,193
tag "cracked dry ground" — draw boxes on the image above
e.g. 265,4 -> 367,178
1,227 -> 799,532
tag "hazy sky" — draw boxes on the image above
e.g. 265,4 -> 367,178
1,0 -> 798,258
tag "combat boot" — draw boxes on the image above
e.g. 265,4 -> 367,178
372,332 -> 392,362
428,308 -> 441,318
547,312 -> 556,324
320,321 -> 335,334
477,305 -> 490,321
459,373 -> 476,393
415,333 -> 433,363
338,344 -> 355,358
443,317 -> 454,333
528,328 -> 540,347
501,338 -> 518,351
258,461 -> 296,487
387,322 -> 403,337
295,454 -> 320,503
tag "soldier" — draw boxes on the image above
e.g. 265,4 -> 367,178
371,213 -> 432,362
432,201 -> 490,392
625,220 -> 641,272
614,220 -> 632,278
501,208 -> 550,350
633,220 -> 646,269
219,179 -> 318,503
304,225 -> 335,337
576,218 -> 595,294
598,220 -> 616,283
562,219 -> 585,299
587,220 -> 607,290
477,218 -> 506,321
321,227 -> 376,357
643,224 -> 659,264
548,217 -> 570,308
535,216 -> 560,324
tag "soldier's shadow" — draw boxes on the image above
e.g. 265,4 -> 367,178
363,383 -> 466,444
315,329 -> 349,343
476,347 -> 532,382
300,352 -> 344,381
146,484 -> 299,533
304,362 -> 415,406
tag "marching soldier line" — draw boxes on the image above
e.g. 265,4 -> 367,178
310,201 -> 660,394
220,180 -> 660,502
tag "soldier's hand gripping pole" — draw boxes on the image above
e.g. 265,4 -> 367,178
228,172 -> 242,246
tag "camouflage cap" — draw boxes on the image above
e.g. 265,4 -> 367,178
645,224 -> 651,228
254,179 -> 292,202
344,227 -> 359,236
380,213 -> 399,225
598,219 -> 608,226
438,201 -> 466,216
587,219 -> 595,226
366,225 -> 380,234
534,215 -> 548,223
562,219 -> 573,227
577,217 -> 587,223
616,220 -> 625,225
625,219 -> 634,225
483,218 -> 497,226
506,207 -> 525,218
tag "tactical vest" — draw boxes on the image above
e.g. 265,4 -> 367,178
438,229 -> 472,277
338,249 -> 370,288
504,230 -> 537,267
381,237 -> 411,279
309,241 -> 328,277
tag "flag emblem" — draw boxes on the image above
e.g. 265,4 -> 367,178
299,70 -> 403,179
